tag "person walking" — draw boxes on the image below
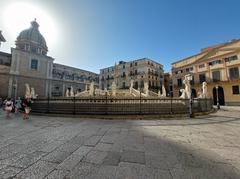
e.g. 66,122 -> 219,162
22,98 -> 32,120
14,97 -> 22,114
4,98 -> 13,118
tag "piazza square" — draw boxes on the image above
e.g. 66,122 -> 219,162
1,1 -> 240,179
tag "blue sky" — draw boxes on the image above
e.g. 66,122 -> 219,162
1,0 -> 240,73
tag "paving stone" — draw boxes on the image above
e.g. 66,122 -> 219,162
94,142 -> 113,151
93,165 -> 117,179
84,135 -> 102,146
67,135 -> 85,145
66,162 -> 99,179
15,160 -> 57,179
72,146 -> 93,156
0,165 -> 22,179
44,169 -> 70,179
120,150 -> 145,164
145,154 -> 170,170
56,154 -> 83,170
37,140 -> 64,153
1,110 -> 240,179
0,143 -> 25,160
115,162 -> 152,179
83,150 -> 108,164
103,151 -> 121,166
100,136 -> 117,144
0,153 -> 27,166
13,151 -> 47,169
42,150 -> 71,164
57,142 -> 80,153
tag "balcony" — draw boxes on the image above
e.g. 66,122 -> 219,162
209,63 -> 224,70
226,59 -> 240,67
198,66 -> 207,72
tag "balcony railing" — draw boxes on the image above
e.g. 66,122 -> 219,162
226,59 -> 240,66
209,63 -> 224,70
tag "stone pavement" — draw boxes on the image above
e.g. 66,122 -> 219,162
0,109 -> 240,179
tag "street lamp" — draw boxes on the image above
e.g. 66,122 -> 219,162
186,74 -> 194,118
216,85 -> 220,109
12,83 -> 17,99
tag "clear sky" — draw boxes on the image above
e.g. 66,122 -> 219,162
0,0 -> 240,73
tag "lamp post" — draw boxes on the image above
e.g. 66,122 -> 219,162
139,86 -> 142,115
12,83 -> 17,99
186,74 -> 194,118
216,85 -> 220,109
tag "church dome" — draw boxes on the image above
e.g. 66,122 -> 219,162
15,19 -> 48,55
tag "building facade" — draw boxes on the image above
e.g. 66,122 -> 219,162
0,31 -> 6,46
172,39 -> 240,105
0,20 -> 99,98
99,58 -> 164,91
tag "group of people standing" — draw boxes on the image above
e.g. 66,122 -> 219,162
2,97 -> 32,120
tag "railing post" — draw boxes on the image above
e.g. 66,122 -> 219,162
73,95 -> 76,115
189,96 -> 194,118
139,90 -> 142,115
47,93 -> 50,113
105,92 -> 108,115
170,93 -> 173,114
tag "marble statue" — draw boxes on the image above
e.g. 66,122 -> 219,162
70,86 -> 74,97
89,82 -> 94,96
111,81 -> 117,96
179,89 -> 186,99
30,87 -> 38,99
158,90 -> 161,97
183,75 -> 191,99
129,80 -> 134,94
25,84 -> 31,98
161,85 -> 166,97
199,81 -> 208,98
65,89 -> 70,97
144,82 -> 149,97
202,82 -> 208,98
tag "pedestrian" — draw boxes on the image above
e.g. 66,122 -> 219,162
15,97 -> 22,114
22,98 -> 32,120
3,97 -> 13,118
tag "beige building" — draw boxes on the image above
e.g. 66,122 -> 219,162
172,39 -> 240,105
0,20 -> 99,98
99,58 -> 164,91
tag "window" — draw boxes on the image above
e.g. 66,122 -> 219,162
177,78 -> 182,87
175,70 -> 183,74
123,65 -> 125,69
199,74 -> 206,83
190,76 -> 194,85
199,64 -> 205,68
31,59 -> 38,70
122,72 -> 126,77
229,67 -> 239,80
232,85 -> 240,94
212,71 -> 220,82
135,70 -> 137,75
135,62 -> 137,66
122,82 -> 126,88
130,63 -> 132,67
186,67 -> 193,72
224,55 -> 238,62
209,60 -> 222,66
